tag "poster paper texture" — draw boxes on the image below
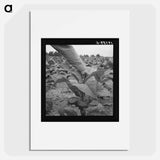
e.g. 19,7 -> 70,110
31,10 -> 129,150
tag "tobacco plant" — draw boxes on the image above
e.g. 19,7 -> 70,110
46,52 -> 113,116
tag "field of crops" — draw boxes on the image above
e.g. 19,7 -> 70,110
45,52 -> 113,116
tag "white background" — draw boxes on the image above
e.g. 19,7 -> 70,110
0,0 -> 160,159
31,10 -> 129,150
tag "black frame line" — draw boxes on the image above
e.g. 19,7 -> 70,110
41,38 -> 119,122
29,12 -> 125,151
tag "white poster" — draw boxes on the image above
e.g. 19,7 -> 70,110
30,10 -> 129,150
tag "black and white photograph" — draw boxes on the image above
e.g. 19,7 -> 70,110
41,38 -> 119,122
31,10 -> 129,149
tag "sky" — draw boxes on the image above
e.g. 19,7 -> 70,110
46,45 -> 113,57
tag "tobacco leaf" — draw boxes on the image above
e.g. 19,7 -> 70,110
84,69 -> 106,83
68,97 -> 79,104
71,83 -> 97,98
89,100 -> 99,107
58,106 -> 81,116
97,89 -> 111,97
85,103 -> 106,116
55,77 -> 96,99
85,77 -> 97,96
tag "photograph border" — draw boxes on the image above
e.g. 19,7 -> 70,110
41,38 -> 119,122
